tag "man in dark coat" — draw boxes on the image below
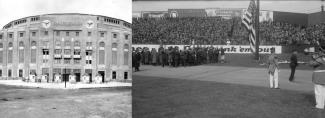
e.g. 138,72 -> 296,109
289,50 -> 298,82
162,49 -> 168,67
134,49 -> 142,72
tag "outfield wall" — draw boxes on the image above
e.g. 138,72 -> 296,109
133,45 -> 282,54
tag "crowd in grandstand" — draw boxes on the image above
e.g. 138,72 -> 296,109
132,46 -> 227,70
133,17 -> 325,45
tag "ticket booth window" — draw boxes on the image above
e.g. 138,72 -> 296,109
19,69 -> 23,77
124,72 -> 128,79
112,71 -> 116,79
8,69 -> 12,77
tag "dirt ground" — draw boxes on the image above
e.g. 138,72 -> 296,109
0,85 -> 131,118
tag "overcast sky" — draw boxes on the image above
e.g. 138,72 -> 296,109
133,1 -> 323,13
0,0 -> 131,28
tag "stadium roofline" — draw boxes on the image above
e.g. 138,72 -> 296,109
2,13 -> 131,29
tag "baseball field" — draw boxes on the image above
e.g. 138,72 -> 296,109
133,54 -> 325,118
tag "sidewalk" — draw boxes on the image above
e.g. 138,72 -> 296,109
0,80 -> 132,89
133,65 -> 315,92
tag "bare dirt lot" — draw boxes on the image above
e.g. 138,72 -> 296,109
0,85 -> 131,118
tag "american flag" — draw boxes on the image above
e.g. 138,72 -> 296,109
242,0 -> 256,53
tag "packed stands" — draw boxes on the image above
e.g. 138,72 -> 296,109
132,17 -> 325,46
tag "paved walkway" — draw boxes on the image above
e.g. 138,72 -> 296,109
0,80 -> 132,89
133,65 -> 315,92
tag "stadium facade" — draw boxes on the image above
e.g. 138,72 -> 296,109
0,13 -> 132,82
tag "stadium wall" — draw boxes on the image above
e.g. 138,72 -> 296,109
308,11 -> 325,26
133,45 -> 282,54
273,11 -> 308,26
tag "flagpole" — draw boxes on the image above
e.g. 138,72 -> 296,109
255,0 -> 260,60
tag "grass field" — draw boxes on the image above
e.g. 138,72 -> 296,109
133,75 -> 325,118
0,85 -> 131,118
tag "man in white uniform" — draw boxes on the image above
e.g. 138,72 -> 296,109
309,52 -> 325,109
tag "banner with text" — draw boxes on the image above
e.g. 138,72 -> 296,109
133,45 -> 282,54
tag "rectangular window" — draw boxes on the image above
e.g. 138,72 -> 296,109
56,31 -> 60,36
54,59 -> 61,64
76,32 -> 79,37
88,32 -> 91,36
54,49 -> 61,54
86,50 -> 92,56
9,33 -> 13,38
43,49 -> 49,55
44,31 -> 48,36
113,33 -> 117,38
0,35 -> 2,39
19,33 -> 23,37
74,59 -> 80,64
66,32 -> 69,36
100,32 -> 104,37
64,49 -> 71,55
86,60 -> 92,64
0,69 -> 2,77
32,32 -> 36,36
43,59 -> 48,63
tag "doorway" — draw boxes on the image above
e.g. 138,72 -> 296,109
63,74 -> 69,82
98,71 -> 105,82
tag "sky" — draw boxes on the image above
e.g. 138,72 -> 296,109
133,0 -> 323,13
0,0 -> 132,28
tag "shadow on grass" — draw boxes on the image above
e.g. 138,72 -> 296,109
133,75 -> 325,118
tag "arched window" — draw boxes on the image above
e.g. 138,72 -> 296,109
19,41 -> 24,47
8,42 -> 13,63
99,42 -> 105,64
31,41 -> 36,47
74,41 -> 80,47
8,42 -> 13,47
64,40 -> 70,46
31,41 -> 37,63
112,43 -> 118,65
99,42 -> 105,47
19,41 -> 24,63
55,40 -> 61,47
123,44 -> 129,65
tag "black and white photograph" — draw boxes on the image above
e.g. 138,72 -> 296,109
132,0 -> 325,118
0,0 -> 132,118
